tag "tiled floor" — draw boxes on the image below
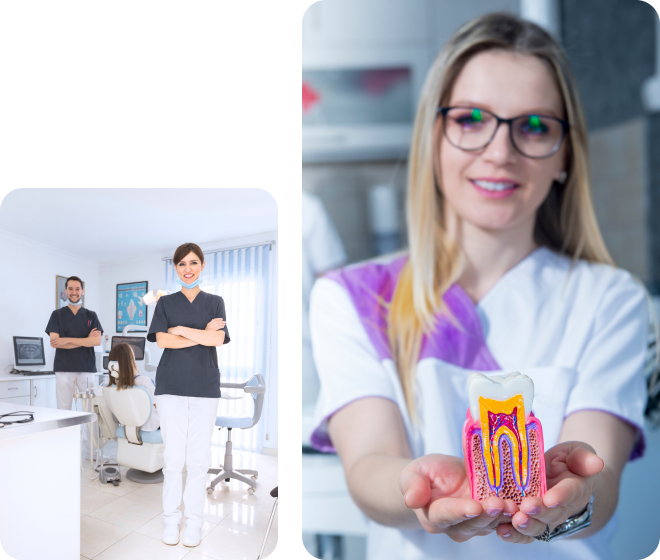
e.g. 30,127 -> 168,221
80,443 -> 278,560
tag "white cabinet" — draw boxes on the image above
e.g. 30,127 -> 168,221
302,0 -> 431,49
0,379 -> 30,400
1,396 -> 31,405
33,378 -> 57,409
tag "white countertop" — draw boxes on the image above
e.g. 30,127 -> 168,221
0,372 -> 105,381
0,401 -> 96,440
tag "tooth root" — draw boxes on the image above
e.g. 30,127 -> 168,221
480,396 -> 528,490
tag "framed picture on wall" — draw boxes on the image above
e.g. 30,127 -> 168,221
116,281 -> 148,333
56,275 -> 85,309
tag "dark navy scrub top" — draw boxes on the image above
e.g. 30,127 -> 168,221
147,290 -> 230,398
45,307 -> 103,372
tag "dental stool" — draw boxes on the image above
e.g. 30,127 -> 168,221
207,374 -> 266,495
103,385 -> 164,484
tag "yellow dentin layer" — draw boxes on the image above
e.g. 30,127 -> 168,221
478,394 -> 528,493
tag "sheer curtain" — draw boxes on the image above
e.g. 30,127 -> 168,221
164,243 -> 273,453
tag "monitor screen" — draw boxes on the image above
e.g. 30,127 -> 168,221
103,355 -> 109,370
110,336 -> 145,361
13,336 -> 46,366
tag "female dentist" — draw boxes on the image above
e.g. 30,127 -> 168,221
309,13 -> 652,560
147,242 -> 230,547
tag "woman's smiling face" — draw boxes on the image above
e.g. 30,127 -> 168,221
176,251 -> 205,285
436,49 -> 568,234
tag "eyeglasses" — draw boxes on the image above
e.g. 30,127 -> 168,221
436,106 -> 570,159
0,411 -> 34,428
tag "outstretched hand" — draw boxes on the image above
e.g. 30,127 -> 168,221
495,441 -> 604,543
399,454 -> 518,541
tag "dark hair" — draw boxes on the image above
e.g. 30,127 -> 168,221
65,276 -> 84,289
107,343 -> 137,390
173,243 -> 204,266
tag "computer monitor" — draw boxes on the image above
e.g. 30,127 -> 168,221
103,355 -> 109,371
110,336 -> 145,361
13,336 -> 46,370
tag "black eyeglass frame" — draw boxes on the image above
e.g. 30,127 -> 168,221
436,106 -> 570,160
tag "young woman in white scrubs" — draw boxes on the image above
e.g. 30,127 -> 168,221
310,13 -> 652,560
147,243 -> 230,548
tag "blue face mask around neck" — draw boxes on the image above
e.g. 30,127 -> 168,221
174,275 -> 203,289
68,296 -> 83,306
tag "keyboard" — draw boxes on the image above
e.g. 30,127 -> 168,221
13,370 -> 56,376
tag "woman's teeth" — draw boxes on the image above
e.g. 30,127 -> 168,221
473,180 -> 517,192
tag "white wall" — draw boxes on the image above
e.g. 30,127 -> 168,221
0,229 -> 278,451
0,230 -> 101,372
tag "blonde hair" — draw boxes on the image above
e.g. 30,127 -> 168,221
389,13 -> 613,418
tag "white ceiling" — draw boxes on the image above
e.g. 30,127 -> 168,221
0,188 -> 277,264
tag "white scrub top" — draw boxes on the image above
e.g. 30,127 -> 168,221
302,191 -> 346,408
310,247 -> 649,560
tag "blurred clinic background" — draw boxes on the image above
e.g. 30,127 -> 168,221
301,1 -> 660,559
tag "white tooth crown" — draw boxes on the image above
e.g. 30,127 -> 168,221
467,371 -> 534,422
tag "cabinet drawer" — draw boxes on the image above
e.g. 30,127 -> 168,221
0,395 -> 31,405
0,380 -> 30,398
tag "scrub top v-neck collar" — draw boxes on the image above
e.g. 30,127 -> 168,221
65,305 -> 83,317
177,290 -> 203,305
462,246 -> 547,311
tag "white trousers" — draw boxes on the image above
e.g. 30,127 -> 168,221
55,371 -> 98,456
156,394 -> 219,526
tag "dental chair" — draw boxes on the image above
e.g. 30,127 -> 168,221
94,373 -> 266,494
102,385 -> 165,483
207,374 -> 266,495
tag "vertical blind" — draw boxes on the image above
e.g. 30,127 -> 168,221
164,243 -> 273,453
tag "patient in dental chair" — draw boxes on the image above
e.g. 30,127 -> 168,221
107,343 -> 160,432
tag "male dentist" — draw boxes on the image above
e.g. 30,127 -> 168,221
45,276 -> 103,410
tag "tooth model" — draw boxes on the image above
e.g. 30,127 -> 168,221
462,372 -> 546,504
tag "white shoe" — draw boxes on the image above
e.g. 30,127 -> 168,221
162,524 -> 180,546
182,522 -> 202,547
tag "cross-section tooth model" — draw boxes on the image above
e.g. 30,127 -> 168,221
462,372 -> 546,504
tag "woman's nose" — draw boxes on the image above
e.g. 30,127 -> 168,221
482,122 -> 516,164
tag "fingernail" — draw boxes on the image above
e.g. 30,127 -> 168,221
518,519 -> 529,528
525,506 -> 540,515
464,513 -> 479,519
548,503 -> 561,509
502,531 -> 512,538
487,508 -> 503,517
403,493 -> 409,508
503,512 -> 513,518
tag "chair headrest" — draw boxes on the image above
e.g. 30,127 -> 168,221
102,385 -> 152,428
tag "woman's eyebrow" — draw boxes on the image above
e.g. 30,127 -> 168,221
449,100 -> 563,118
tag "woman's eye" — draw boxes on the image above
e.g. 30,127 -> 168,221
520,116 -> 549,135
455,115 -> 482,128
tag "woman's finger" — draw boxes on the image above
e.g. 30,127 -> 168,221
511,511 -> 547,537
427,497 -> 483,529
399,470 -> 432,510
566,446 -> 604,478
496,523 -> 536,544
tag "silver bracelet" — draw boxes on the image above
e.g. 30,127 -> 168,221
533,494 -> 595,542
